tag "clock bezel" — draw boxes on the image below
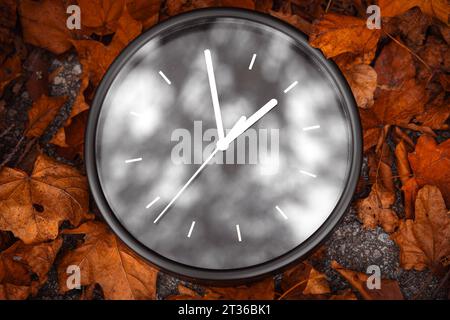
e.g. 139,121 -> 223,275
85,8 -> 362,283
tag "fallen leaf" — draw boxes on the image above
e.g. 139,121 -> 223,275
392,185 -> 450,272
58,221 -> 158,300
408,135 -> 450,207
416,93 -> 449,131
309,13 -> 380,63
0,238 -> 62,299
343,64 -> 377,108
0,55 -> 21,95
395,140 -> 412,186
204,277 -> 274,300
402,178 -> 419,219
126,0 -> 160,29
19,0 -> 73,54
356,184 -> 399,233
25,95 -> 67,138
73,8 -> 142,87
379,0 -> 449,25
77,0 -> 126,35
331,261 -> 404,300
0,154 -> 90,243
51,110 -> 88,159
269,9 -> 312,35
280,262 -> 330,299
374,40 -> 416,90
329,288 -> 357,300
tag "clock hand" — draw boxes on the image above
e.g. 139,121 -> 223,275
220,99 -> 278,149
204,49 -> 225,141
153,117 -> 248,224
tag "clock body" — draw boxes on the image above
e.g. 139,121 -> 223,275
86,8 -> 362,282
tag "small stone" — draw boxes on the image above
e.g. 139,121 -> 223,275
72,64 -> 82,75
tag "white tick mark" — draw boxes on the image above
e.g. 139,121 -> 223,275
284,81 -> 298,93
275,206 -> 288,220
187,221 -> 196,238
146,196 -> 160,209
248,53 -> 257,70
300,170 -> 317,178
125,158 -> 142,164
236,224 -> 242,242
159,70 -> 171,85
303,125 -> 321,131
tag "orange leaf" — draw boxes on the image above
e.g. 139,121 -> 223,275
408,135 -> 450,207
379,0 -> 449,25
331,261 -> 403,300
343,64 -> 377,109
126,0 -> 160,29
77,0 -> 126,35
25,95 -> 67,138
309,13 -> 380,62
204,277 -> 274,300
0,238 -> 62,299
0,55 -> 21,95
0,154 -> 91,244
58,221 -> 158,300
19,0 -> 73,54
280,262 -> 330,299
391,185 -> 450,272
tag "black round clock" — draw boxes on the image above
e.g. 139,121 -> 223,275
86,8 -> 362,282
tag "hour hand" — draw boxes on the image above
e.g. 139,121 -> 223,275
204,49 -> 225,141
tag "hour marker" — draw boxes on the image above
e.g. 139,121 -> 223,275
130,111 -> 141,117
125,158 -> 142,163
158,70 -> 171,85
275,206 -> 288,220
236,224 -> 242,242
146,196 -> 160,209
300,170 -> 317,178
187,221 -> 196,238
283,81 -> 298,93
248,54 -> 257,70
303,125 -> 320,131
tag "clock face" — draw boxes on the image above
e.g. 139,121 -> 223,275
87,9 -> 361,280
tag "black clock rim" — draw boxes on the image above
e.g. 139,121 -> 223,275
85,7 -> 362,284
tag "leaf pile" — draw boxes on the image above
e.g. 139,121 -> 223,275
0,0 -> 449,300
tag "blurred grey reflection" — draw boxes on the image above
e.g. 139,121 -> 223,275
96,18 -> 351,269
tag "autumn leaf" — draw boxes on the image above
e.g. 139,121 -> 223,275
408,135 -> 450,207
0,238 -> 62,299
73,8 -> 142,87
25,95 -> 67,138
343,64 -> 377,109
58,221 -> 158,300
356,184 -> 399,233
392,185 -> 450,272
331,261 -> 403,300
0,154 -> 90,244
19,0 -> 73,54
309,13 -> 381,64
279,262 -> 330,300
0,55 -> 21,95
51,111 -> 88,160
379,0 -> 449,25
416,92 -> 449,130
126,0 -> 160,29
77,0 -> 126,35
203,277 -> 274,300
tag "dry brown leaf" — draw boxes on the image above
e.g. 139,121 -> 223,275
58,221 -> 158,300
392,185 -> 450,272
269,10 -> 312,35
0,154 -> 90,244
374,40 -> 416,90
204,277 -> 274,300
402,178 -> 420,219
329,288 -> 357,300
19,0 -> 73,54
379,0 -> 449,25
51,110 -> 88,160
356,184 -> 399,233
0,238 -> 62,299
25,95 -> 67,138
395,140 -> 412,186
416,93 -> 450,130
343,64 -> 377,109
309,13 -> 380,63
280,262 -> 330,299
409,135 -> 450,207
372,79 -> 426,127
126,0 -> 160,29
77,0 -> 126,35
73,8 -> 142,87
331,261 -> 404,300
0,55 -> 21,95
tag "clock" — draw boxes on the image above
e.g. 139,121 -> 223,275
86,8 -> 362,282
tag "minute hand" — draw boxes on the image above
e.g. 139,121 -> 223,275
224,98 -> 278,144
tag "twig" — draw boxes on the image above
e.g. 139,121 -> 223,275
325,0 -> 333,13
383,30 -> 432,73
14,137 -> 38,167
0,135 -> 25,171
0,124 -> 14,139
